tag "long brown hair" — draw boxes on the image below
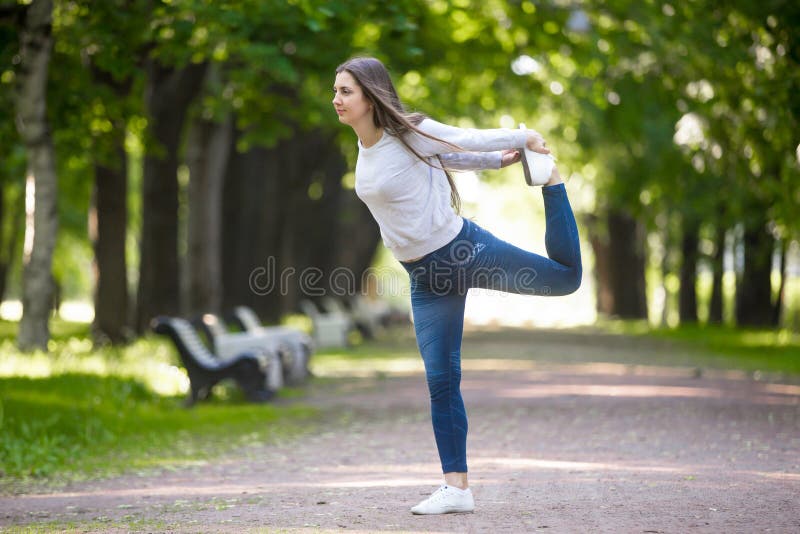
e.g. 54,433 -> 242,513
336,57 -> 462,214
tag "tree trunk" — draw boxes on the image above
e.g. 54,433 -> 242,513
708,225 -> 725,324
0,185 -> 8,303
15,0 -> 58,351
585,214 -> 613,315
586,209 -> 647,319
772,238 -> 787,327
221,125 -> 376,322
0,185 -> 24,302
221,137 -> 282,321
90,141 -> 129,344
735,218 -> 774,327
678,218 -> 699,323
0,185 -> 5,301
186,111 -> 233,316
607,208 -> 648,319
335,192 -> 382,290
658,217 -> 674,327
89,66 -> 132,345
281,130 -> 347,313
135,60 -> 207,332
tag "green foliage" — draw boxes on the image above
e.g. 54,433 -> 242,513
2,0 -> 798,327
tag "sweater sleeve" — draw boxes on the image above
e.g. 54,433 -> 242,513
408,118 -> 528,157
438,151 -> 502,171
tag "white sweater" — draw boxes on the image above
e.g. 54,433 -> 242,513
355,118 -> 528,261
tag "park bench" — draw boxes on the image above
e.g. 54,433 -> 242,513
228,305 -> 314,383
194,313 -> 286,391
151,316 -> 273,406
320,296 -> 379,340
299,298 -> 352,349
345,295 -> 393,340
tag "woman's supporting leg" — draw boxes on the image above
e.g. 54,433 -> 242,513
409,288 -> 469,474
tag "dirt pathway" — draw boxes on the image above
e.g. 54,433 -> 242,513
2,328 -> 799,533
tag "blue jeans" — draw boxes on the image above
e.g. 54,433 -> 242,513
400,183 -> 582,473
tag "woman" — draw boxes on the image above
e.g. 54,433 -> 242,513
333,57 -> 582,515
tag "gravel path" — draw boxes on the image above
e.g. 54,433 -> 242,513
2,328 -> 799,533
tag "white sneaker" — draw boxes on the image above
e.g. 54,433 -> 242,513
519,123 -> 556,186
410,485 -> 475,515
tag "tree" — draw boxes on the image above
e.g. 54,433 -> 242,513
0,9 -> 25,305
10,0 -> 796,338
668,1 -> 800,326
47,0 -> 155,343
136,59 -> 208,332
15,0 -> 58,351
678,218 -> 700,323
185,66 -> 232,316
557,0 -> 799,326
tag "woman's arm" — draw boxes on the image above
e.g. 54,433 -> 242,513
438,151 -> 502,171
438,149 -> 521,171
410,118 -> 527,156
410,118 -> 549,158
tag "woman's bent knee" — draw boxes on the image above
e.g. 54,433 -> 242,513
551,267 -> 582,296
565,267 -> 582,294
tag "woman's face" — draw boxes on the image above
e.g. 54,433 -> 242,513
333,71 -> 372,127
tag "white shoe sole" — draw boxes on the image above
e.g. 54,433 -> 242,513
411,507 -> 475,515
519,123 -> 555,186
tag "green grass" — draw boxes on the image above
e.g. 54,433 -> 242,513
0,319 -> 318,494
599,319 -> 800,376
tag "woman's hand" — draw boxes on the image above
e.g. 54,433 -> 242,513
500,149 -> 521,168
525,129 -> 551,154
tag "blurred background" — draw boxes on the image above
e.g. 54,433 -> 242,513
2,0 -> 800,490
1,0 -> 799,349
